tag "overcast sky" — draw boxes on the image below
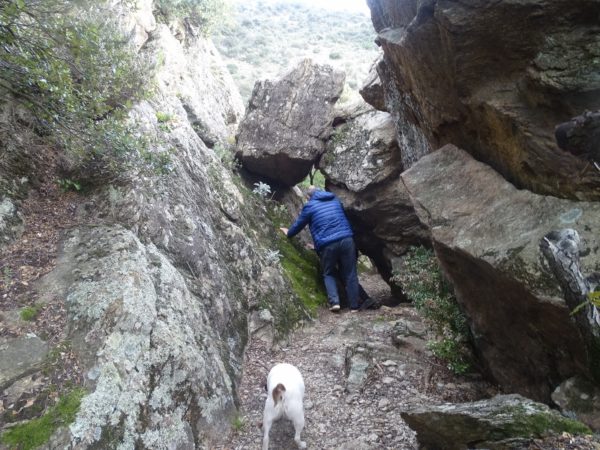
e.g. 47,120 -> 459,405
231,0 -> 371,15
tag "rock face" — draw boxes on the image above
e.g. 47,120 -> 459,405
366,0 -> 600,200
0,4 -> 308,449
555,110 -> 600,163
401,394 -> 592,449
236,59 -> 345,186
50,226 -> 240,447
401,145 -> 600,401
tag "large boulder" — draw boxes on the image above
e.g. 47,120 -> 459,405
401,394 -> 592,449
401,145 -> 600,401
236,59 -> 345,186
367,0 -> 600,200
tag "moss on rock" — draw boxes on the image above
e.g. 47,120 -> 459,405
1,388 -> 86,450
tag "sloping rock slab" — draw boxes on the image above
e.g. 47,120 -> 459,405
236,59 -> 345,186
401,145 -> 600,401
0,335 -> 48,389
401,394 -> 591,450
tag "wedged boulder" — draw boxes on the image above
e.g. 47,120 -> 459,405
401,394 -> 592,450
552,376 -> 600,432
320,103 -> 429,283
359,57 -> 386,112
367,0 -> 600,199
322,107 -> 400,192
401,145 -> 600,401
236,59 -> 345,186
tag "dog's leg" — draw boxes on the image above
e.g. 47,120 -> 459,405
293,413 -> 306,449
262,413 -> 272,450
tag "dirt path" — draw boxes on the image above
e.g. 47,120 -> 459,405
219,274 -> 493,450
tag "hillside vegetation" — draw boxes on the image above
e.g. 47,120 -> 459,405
213,0 -> 379,101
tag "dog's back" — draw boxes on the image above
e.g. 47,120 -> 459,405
263,363 -> 306,450
267,363 -> 304,405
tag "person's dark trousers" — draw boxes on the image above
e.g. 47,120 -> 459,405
319,237 -> 360,309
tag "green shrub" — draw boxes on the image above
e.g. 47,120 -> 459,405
0,0 -> 154,183
155,112 -> 173,123
154,0 -> 228,36
329,51 -> 343,60
392,246 -> 473,374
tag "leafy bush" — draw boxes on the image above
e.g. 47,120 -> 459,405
0,0 -> 153,183
154,0 -> 228,36
392,246 -> 473,374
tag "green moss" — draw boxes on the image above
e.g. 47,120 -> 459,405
498,404 -> 591,439
276,231 -> 325,314
20,304 -> 42,321
1,388 -> 86,450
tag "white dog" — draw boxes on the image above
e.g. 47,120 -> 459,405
262,363 -> 306,450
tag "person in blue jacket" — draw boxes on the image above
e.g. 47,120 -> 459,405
281,186 -> 361,312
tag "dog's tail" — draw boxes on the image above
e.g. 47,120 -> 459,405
272,383 -> 286,406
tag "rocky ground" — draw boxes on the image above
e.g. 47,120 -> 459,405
217,274 -> 496,450
0,166 -> 86,427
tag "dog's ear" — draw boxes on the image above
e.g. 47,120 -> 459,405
272,383 -> 286,405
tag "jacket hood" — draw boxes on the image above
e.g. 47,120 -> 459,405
311,190 -> 335,201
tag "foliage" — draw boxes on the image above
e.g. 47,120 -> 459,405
264,248 -> 282,265
252,181 -> 272,198
213,1 -> 378,100
231,413 -> 245,432
392,246 -> 473,374
154,0 -> 229,36
214,142 -> 241,171
155,111 -> 173,123
20,304 -> 42,321
0,388 -> 86,450
57,178 -> 81,192
0,0 -> 154,183
298,168 -> 325,190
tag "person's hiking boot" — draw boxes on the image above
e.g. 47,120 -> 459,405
359,297 -> 377,311
329,303 -> 341,312
350,308 -> 359,313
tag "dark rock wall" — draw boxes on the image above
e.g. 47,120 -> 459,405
366,0 -> 600,200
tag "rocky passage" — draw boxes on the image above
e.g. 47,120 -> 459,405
218,274 -> 495,450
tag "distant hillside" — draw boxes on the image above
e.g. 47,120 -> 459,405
213,0 -> 380,102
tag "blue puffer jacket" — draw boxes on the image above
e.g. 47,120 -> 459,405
287,190 -> 353,251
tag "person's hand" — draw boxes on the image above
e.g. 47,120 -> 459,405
279,227 -> 288,235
